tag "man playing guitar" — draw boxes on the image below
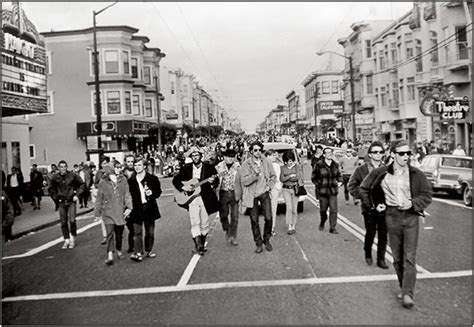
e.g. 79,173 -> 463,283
172,147 -> 219,255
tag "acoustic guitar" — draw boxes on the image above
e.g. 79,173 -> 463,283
174,174 -> 218,207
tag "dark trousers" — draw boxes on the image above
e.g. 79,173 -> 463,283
385,207 -> 420,298
79,188 -> 90,207
219,190 -> 239,238
249,191 -> 272,246
8,187 -> 22,216
342,174 -> 351,201
126,220 -> 135,251
363,210 -> 387,262
319,194 -> 338,230
105,224 -> 125,253
133,221 -> 155,254
59,202 -> 77,239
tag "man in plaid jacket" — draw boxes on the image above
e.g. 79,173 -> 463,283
311,147 -> 343,234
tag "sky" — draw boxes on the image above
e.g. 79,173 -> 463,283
22,1 -> 413,133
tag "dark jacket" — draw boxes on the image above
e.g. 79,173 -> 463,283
7,173 -> 24,189
95,174 -> 133,226
2,190 -> 14,232
30,170 -> 44,194
311,159 -> 342,197
359,163 -> 432,214
172,162 -> 219,215
128,172 -> 162,223
48,171 -> 85,204
348,162 -> 382,214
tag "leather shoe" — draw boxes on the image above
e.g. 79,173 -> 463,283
402,295 -> 414,309
329,229 -> 339,234
365,257 -> 373,266
264,241 -> 273,252
318,223 -> 324,231
255,245 -> 263,253
377,261 -> 389,269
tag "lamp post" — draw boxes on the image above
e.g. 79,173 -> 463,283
93,1 -> 117,161
317,50 -> 357,143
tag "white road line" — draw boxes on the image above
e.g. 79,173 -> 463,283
432,197 -> 471,209
305,194 -> 431,274
2,221 -> 101,260
291,235 -> 317,278
3,270 -> 471,303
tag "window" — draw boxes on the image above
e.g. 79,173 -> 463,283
399,79 -> 404,103
406,40 -> 414,59
171,81 -> 175,94
384,44 -> 389,65
392,82 -> 399,108
391,43 -> 397,65
183,84 -> 188,97
122,51 -> 130,74
407,77 -> 415,101
46,51 -> 52,75
106,91 -> 121,114
416,39 -> 423,72
430,31 -> 439,67
381,87 -> 386,107
29,144 -> 35,159
397,36 -> 402,61
144,66 -> 151,85
184,105 -> 189,118
104,50 -> 119,74
125,91 -> 131,114
133,94 -> 140,115
441,157 -> 472,168
91,50 -> 100,74
145,99 -> 153,117
331,81 -> 339,94
131,57 -> 138,78
365,40 -> 372,58
386,84 -> 390,107
322,81 -> 330,94
366,75 -> 373,94
443,27 -> 450,64
316,82 -> 320,97
455,26 -> 468,60
375,88 -> 379,107
11,142 -> 21,168
379,50 -> 385,70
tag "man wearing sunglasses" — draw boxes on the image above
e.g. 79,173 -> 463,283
348,141 -> 388,269
237,141 -> 276,253
359,140 -> 432,309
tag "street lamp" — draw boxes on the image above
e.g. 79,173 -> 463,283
316,50 -> 357,142
93,1 -> 117,161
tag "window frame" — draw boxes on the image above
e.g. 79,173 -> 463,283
321,81 -> 330,94
144,98 -> 153,118
132,94 -> 141,116
29,144 -> 36,159
106,90 -> 122,115
104,49 -> 120,74
131,57 -> 139,79
124,91 -> 132,114
143,65 -> 152,85
366,75 -> 373,95
122,50 -> 130,75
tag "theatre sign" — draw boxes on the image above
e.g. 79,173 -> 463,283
2,2 -> 47,116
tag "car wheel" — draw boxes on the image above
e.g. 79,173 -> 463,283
463,185 -> 472,206
297,201 -> 304,213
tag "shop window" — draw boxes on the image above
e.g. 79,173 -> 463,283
104,50 -> 119,74
106,91 -> 121,114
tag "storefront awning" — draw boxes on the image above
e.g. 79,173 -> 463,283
76,119 -> 153,139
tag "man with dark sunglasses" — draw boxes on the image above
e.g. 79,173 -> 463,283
237,141 -> 276,253
359,140 -> 432,310
348,141 -> 388,269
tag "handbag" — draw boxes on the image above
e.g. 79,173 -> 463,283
294,184 -> 307,196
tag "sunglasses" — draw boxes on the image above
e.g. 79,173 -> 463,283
396,151 -> 412,156
370,151 -> 384,154
253,148 -> 262,152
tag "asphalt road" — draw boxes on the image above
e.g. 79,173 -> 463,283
2,164 -> 472,325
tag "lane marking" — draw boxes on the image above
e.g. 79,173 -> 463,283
432,197 -> 471,210
305,194 -> 431,274
291,235 -> 317,278
3,269 -> 471,303
2,221 -> 101,260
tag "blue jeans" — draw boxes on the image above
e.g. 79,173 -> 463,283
249,191 -> 272,246
385,207 -> 420,298
219,190 -> 239,238
59,202 -> 77,239
133,221 -> 155,254
319,194 -> 338,230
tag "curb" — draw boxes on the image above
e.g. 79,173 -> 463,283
11,207 -> 95,241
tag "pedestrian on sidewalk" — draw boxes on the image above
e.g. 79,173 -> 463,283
236,141 -> 276,253
30,164 -> 44,210
348,141 -> 388,269
94,156 -> 111,245
128,158 -> 162,262
6,167 -> 23,217
95,162 -> 133,265
78,163 -> 91,208
48,160 -> 85,249
311,147 -> 343,234
359,140 -> 432,309
172,147 -> 219,255
265,149 -> 281,236
280,150 -> 303,235
2,171 -> 15,245
215,148 -> 240,246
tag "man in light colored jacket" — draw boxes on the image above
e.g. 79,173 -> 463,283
235,141 -> 276,254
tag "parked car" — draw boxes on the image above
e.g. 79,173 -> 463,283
419,154 -> 472,196
458,175 -> 472,206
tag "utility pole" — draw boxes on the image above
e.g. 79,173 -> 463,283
313,91 -> 318,139
154,75 -> 163,175
349,56 -> 357,143
192,94 -> 196,145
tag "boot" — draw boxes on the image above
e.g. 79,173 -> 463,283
200,234 -> 208,252
192,237 -> 203,255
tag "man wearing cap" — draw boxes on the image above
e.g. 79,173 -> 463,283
236,141 -> 276,253
215,149 -> 240,245
173,147 -> 219,255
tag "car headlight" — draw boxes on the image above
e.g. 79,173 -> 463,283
433,170 -> 438,177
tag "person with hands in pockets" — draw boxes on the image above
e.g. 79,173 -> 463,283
359,140 -> 432,310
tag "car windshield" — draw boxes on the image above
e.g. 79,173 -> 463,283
441,157 -> 472,168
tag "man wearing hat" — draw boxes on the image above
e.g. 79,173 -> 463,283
173,146 -> 219,255
215,148 -> 240,245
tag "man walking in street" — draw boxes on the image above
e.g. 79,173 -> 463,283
236,141 -> 276,253
339,149 -> 358,205
215,148 -> 240,246
173,147 -> 219,255
359,140 -> 432,309
348,141 -> 388,269
48,160 -> 85,249
30,164 -> 44,210
123,154 -> 136,253
312,147 -> 343,234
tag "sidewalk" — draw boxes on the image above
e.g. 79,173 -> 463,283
11,197 -> 94,240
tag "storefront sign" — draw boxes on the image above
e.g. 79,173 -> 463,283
437,97 -> 470,120
319,101 -> 344,114
92,122 -> 116,133
166,113 -> 179,120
